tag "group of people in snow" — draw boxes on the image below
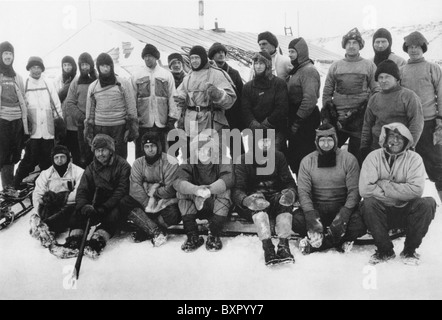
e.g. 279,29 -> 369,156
0,25 -> 440,266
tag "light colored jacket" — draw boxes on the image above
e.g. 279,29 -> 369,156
25,77 -> 62,139
359,122 -> 426,208
131,65 -> 179,128
400,57 -> 442,121
32,162 -> 84,209
130,153 -> 179,208
0,73 -> 29,133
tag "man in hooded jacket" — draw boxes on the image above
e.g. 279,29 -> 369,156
360,122 -> 436,266
286,37 -> 321,175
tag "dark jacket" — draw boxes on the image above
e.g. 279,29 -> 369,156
221,63 -> 244,130
76,154 -> 131,211
241,75 -> 289,130
287,38 -> 321,126
232,151 -> 297,206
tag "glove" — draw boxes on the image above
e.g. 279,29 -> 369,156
242,193 -> 270,211
206,83 -> 224,102
173,95 -> 186,108
41,191 -> 57,207
304,210 -> 323,234
261,118 -> 274,129
249,120 -> 264,130
308,231 -> 323,249
81,204 -> 96,218
166,117 -> 177,131
329,207 -> 353,243
434,119 -> 442,146
96,206 -> 106,217
84,119 -> 95,146
195,187 -> 211,199
279,189 -> 296,206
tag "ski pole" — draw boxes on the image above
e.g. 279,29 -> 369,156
73,188 -> 98,280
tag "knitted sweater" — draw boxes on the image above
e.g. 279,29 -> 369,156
298,149 -> 360,212
0,73 -> 29,132
64,76 -> 92,130
361,85 -> 424,150
85,76 -> 137,127
400,57 -> 442,121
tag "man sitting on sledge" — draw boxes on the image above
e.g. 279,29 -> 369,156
232,128 -> 298,266
29,145 -> 84,247
293,123 -> 366,254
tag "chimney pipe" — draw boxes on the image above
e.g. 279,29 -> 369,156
199,0 -> 204,30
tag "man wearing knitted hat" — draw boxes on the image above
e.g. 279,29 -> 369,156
65,52 -> 97,168
64,134 -> 132,258
371,28 -> 406,67
174,45 -> 236,143
13,56 -> 63,190
84,52 -> 138,160
400,31 -> 442,202
131,44 -> 179,159
322,27 -> 379,163
249,31 -> 292,80
242,51 -> 289,153
120,131 -> 181,247
0,41 -> 28,191
208,42 -> 245,155
286,37 -> 321,176
293,123 -> 366,255
360,59 -> 423,163
29,145 -> 84,248
168,53 -> 187,88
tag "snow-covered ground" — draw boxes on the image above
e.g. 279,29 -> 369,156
1,177 -> 441,300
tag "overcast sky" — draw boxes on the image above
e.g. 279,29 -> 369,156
1,0 -> 441,65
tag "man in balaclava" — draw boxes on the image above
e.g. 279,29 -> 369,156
84,53 -> 138,160
174,45 -> 236,144
120,131 -> 181,247
294,123 -> 366,255
56,55 -> 77,104
64,52 -> 97,168
168,52 -> 187,89
29,145 -> 84,248
372,28 -> 406,68
0,41 -> 28,191
233,128 -> 298,266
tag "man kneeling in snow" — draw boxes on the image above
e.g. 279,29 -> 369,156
293,124 -> 366,254
30,145 -> 84,247
232,129 -> 298,266
64,134 -> 132,258
173,132 -> 233,252
120,132 -> 181,247
360,123 -> 436,266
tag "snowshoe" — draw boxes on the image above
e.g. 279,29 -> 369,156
400,250 -> 421,266
369,250 -> 396,265
181,233 -> 204,252
276,239 -> 295,264
206,233 -> 223,252
84,235 -> 106,260
262,239 -> 279,266
49,243 -> 79,259
151,231 -> 167,247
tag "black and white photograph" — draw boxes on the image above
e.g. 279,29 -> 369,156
1,0 -> 442,303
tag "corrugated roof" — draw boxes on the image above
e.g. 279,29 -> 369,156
104,20 -> 342,65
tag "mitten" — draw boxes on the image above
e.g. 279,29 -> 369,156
279,189 -> 297,206
304,209 -> 323,234
207,83 -> 224,102
81,204 -> 96,218
242,193 -> 270,211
